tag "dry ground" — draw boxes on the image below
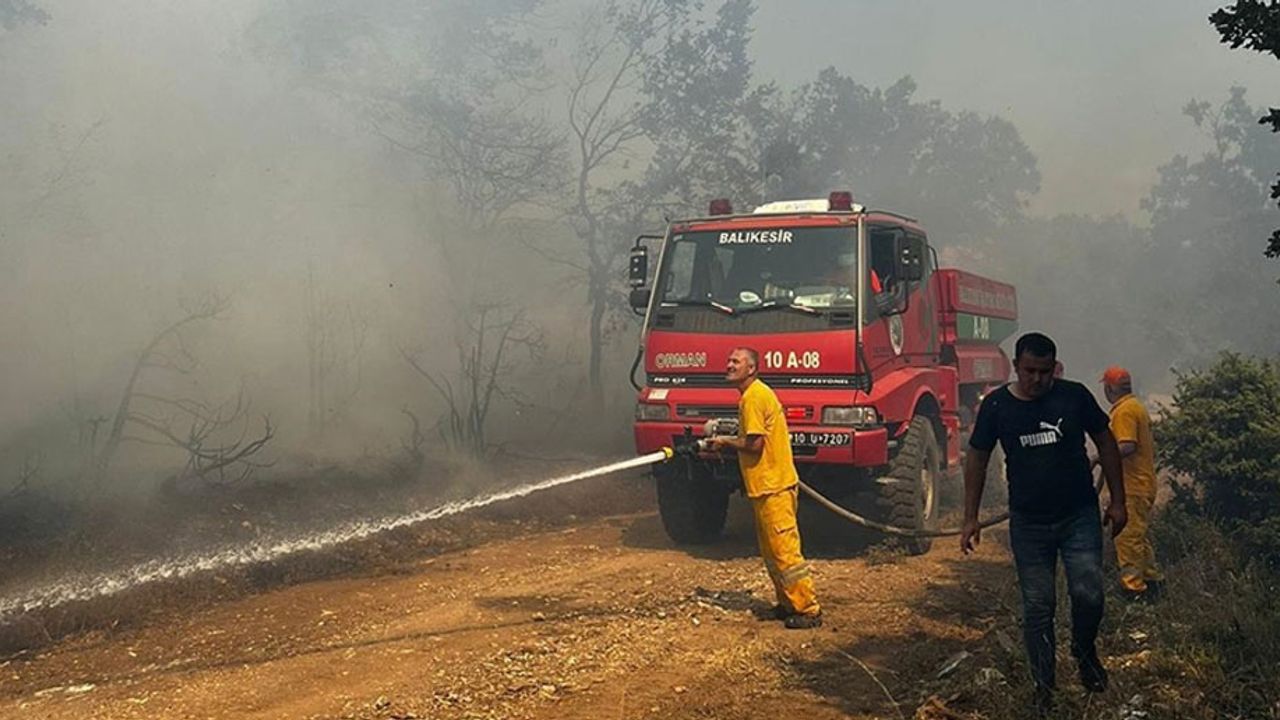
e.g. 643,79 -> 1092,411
0,474 -> 1041,720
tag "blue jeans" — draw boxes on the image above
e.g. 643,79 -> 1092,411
1010,504 -> 1105,690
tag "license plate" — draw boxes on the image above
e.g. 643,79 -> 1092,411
789,431 -> 851,447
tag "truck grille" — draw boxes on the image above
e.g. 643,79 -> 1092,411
675,405 -> 738,419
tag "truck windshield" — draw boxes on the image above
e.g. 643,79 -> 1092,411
657,226 -> 858,311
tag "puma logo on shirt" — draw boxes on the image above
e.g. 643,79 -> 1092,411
1039,419 -> 1064,436
1021,418 -> 1065,447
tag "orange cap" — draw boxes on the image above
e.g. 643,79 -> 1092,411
1100,366 -> 1131,385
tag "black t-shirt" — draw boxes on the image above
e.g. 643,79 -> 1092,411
969,380 -> 1110,520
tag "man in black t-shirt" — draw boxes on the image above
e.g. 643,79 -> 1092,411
961,332 -> 1127,716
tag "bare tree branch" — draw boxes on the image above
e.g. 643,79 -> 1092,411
560,0 -> 688,405
3,453 -> 40,503
402,301 -> 543,458
132,392 -> 215,420
91,297 -> 275,487
17,114 -> 107,230
93,296 -> 229,481
191,417 -> 276,484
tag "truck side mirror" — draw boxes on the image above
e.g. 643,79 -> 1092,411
629,287 -> 651,313
897,236 -> 925,282
629,244 -> 648,287
626,233 -> 664,316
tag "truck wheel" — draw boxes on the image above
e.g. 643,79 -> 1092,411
984,445 -> 1009,508
879,415 -> 942,555
958,428 -> 1006,507
655,461 -> 729,545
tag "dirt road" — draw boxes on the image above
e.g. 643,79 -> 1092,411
0,476 -> 1022,719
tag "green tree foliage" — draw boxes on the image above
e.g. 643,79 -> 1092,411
635,0 -> 757,216
1155,352 -> 1280,561
248,0 -> 561,230
742,71 -> 1040,245
1210,1 -> 1280,259
1143,88 -> 1280,357
962,88 -> 1280,388
956,214 -> 1166,372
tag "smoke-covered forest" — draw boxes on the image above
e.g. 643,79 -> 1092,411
3,1 -> 1275,496
1,2 -> 1278,716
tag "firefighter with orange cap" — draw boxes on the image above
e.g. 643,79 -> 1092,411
1100,366 -> 1164,599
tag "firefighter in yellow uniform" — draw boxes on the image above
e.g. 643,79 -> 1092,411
709,347 -> 822,628
1101,366 -> 1164,599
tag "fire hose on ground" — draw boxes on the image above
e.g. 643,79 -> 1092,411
795,479 -> 1007,538
650,435 -> 1004,539
652,419 -> 1099,540
800,467 -> 1104,538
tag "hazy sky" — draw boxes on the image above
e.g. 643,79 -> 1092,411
752,0 -> 1278,219
1,0 -> 1276,439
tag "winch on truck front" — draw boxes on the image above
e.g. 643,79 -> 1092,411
627,192 -> 1018,554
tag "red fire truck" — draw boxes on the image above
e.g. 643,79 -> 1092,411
628,192 -> 1018,553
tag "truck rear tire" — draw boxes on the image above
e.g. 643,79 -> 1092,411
878,415 -> 942,556
984,445 -> 1009,508
655,461 -> 729,545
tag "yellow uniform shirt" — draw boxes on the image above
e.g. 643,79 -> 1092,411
1109,394 -> 1157,496
738,379 -> 799,497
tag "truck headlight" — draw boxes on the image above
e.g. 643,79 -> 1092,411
821,406 -> 879,426
635,403 -> 670,421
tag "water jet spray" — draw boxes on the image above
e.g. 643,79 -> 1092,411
0,450 -> 679,625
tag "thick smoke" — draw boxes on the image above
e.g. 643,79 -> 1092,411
0,0 -> 1276,493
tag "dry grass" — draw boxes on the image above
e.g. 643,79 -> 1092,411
917,507 -> 1280,720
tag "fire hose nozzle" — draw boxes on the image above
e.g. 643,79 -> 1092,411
703,417 -> 739,437
662,440 -> 709,460
666,423 -> 736,460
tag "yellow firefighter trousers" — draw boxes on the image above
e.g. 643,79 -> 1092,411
1115,491 -> 1163,592
751,487 -> 820,616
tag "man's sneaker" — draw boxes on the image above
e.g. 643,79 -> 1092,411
1078,652 -> 1109,692
1032,686 -> 1054,717
783,612 -> 822,629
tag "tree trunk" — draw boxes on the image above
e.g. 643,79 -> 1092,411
587,281 -> 606,411
93,354 -> 146,483
306,266 -> 321,436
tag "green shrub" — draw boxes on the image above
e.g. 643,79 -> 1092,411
1144,506 -> 1280,718
1155,352 -> 1280,562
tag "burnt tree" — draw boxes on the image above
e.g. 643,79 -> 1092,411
304,265 -> 369,436
93,297 -> 274,485
402,302 -> 543,457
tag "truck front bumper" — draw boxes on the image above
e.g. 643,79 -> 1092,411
634,422 -> 889,467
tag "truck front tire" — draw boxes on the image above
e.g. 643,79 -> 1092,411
655,461 -> 729,545
879,415 -> 942,555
